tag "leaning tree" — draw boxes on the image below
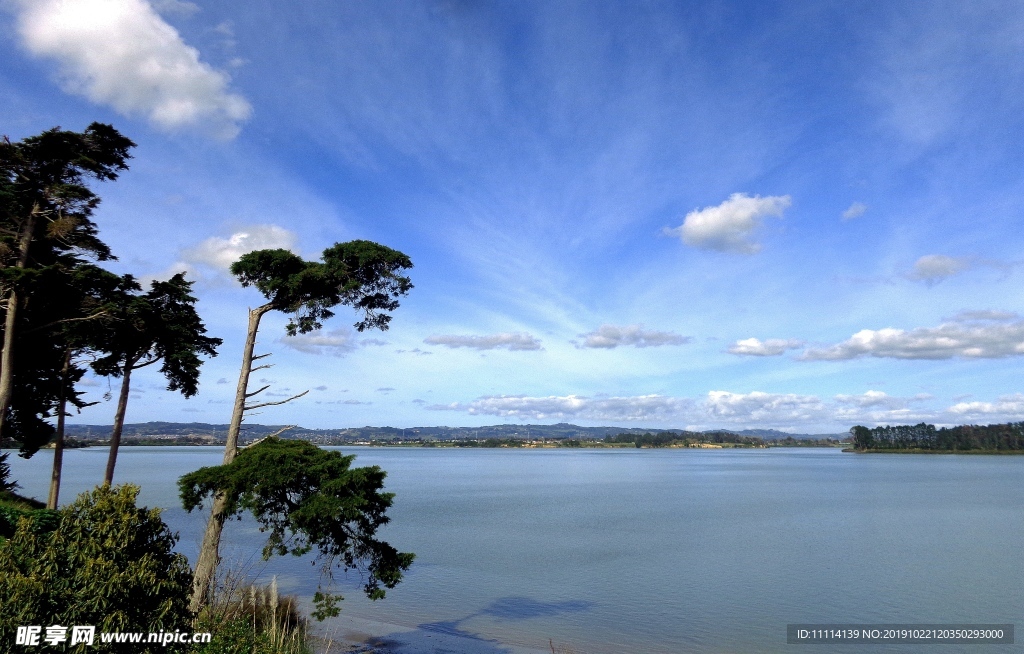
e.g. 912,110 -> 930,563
0,123 -> 134,440
188,240 -> 413,612
91,273 -> 221,485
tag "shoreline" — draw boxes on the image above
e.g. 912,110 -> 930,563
310,613 -> 554,654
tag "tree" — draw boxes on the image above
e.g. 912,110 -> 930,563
189,240 -> 412,612
180,438 -> 414,619
0,123 -> 134,440
91,273 -> 221,485
0,484 -> 193,652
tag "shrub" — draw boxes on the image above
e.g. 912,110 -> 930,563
0,484 -> 193,652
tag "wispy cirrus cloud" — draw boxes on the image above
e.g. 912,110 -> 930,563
727,338 -> 804,357
577,324 -> 690,349
424,332 -> 543,351
841,201 -> 867,220
14,0 -> 251,138
663,193 -> 791,254
802,313 -> 1024,360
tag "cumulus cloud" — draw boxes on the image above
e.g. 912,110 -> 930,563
664,193 -> 791,254
148,224 -> 299,283
841,201 -> 868,220
802,316 -> 1024,360
184,225 -> 298,271
424,332 -> 542,351
702,391 -> 827,424
727,338 -> 804,356
14,0 -> 251,138
947,394 -> 1024,420
577,324 -> 690,349
907,254 -> 973,284
427,394 -> 690,422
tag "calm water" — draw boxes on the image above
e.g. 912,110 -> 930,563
5,446 -> 1023,653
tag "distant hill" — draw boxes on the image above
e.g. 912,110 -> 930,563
62,421 -> 845,444
730,428 -> 849,441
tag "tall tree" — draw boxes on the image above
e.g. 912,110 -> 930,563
28,264 -> 133,508
91,273 -> 221,485
0,261 -> 118,460
189,240 -> 413,612
0,123 -> 134,439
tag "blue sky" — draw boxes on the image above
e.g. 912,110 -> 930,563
3,0 -> 1024,432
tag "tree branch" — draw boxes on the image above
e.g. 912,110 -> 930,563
241,425 -> 295,449
22,310 -> 111,334
244,390 -> 309,412
252,353 -> 273,361
251,364 -> 274,372
245,385 -> 270,398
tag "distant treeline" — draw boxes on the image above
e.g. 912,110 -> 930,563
851,423 -> 1024,452
604,431 -> 765,448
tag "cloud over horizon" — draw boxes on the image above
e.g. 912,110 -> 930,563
802,313 -> 1024,360
424,332 -> 543,351
427,389 -> 1024,430
727,338 -> 804,356
577,324 -> 690,349
14,0 -> 251,138
664,193 -> 791,254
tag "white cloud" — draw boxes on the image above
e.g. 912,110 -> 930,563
182,225 -> 298,272
702,391 -> 827,424
841,201 -> 867,220
15,0 -> 251,138
664,193 -> 791,254
947,394 -> 1024,420
802,316 -> 1024,360
425,388 -> 1024,430
908,254 -> 973,283
282,329 -> 357,356
427,394 -> 689,422
424,333 -> 542,351
577,324 -> 690,349
727,337 -> 804,356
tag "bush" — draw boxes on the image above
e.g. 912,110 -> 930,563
192,576 -> 310,654
0,484 -> 193,652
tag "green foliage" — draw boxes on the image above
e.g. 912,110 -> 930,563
0,451 -> 14,492
0,503 -> 59,539
230,240 -> 413,335
851,422 -> 1024,451
179,438 -> 414,613
191,578 -> 310,654
0,122 -> 134,266
603,431 -> 765,448
3,263 -> 126,455
91,272 -> 221,395
0,484 -> 193,652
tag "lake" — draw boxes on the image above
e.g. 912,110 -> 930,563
5,446 -> 1023,653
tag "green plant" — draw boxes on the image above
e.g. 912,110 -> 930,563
0,484 -> 193,652
191,576 -> 311,654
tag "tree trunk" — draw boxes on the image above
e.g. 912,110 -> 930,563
189,304 -> 271,613
103,361 -> 134,485
0,207 -> 38,439
46,348 -> 72,509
